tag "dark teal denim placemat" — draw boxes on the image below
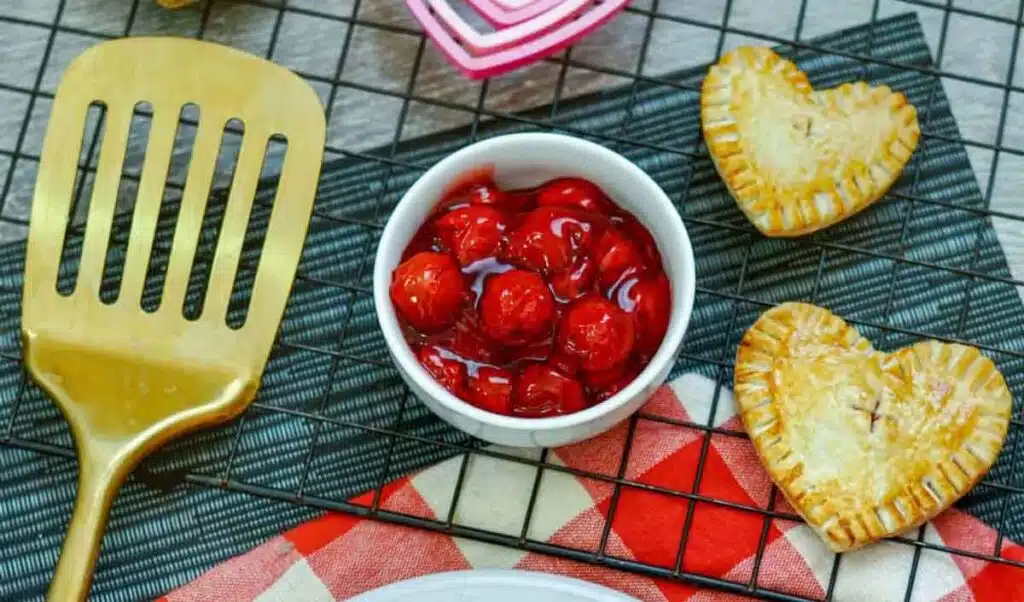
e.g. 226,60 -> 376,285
2,11 -> 1023,601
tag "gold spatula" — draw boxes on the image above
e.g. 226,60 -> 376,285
22,37 -> 325,600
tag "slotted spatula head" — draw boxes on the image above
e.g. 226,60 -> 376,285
22,36 -> 325,601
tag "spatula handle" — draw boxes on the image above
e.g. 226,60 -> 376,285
47,450 -> 126,602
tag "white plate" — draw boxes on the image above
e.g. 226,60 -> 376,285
349,569 -> 639,602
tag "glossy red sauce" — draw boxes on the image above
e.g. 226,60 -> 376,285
389,176 -> 671,418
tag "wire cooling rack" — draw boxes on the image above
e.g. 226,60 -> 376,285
4,1 -> 1024,601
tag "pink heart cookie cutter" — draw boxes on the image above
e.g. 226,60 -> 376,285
407,0 -> 630,80
468,0 -> 570,27
427,0 -> 592,54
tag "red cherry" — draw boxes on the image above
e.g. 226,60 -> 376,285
466,182 -> 508,207
613,214 -> 661,267
505,338 -> 554,365
583,362 -> 629,390
549,253 -> 596,301
547,349 -> 580,377
435,206 -> 507,267
449,311 -> 502,364
537,178 -> 613,213
402,221 -> 441,259
502,190 -> 538,212
479,269 -> 556,346
390,251 -> 466,333
592,364 -> 641,402
512,364 -> 587,418
594,227 -> 645,292
468,366 -> 514,415
417,345 -> 467,397
502,207 -> 596,273
620,273 -> 671,362
449,180 -> 534,212
557,296 -> 636,372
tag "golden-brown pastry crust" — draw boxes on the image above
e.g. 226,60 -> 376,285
701,46 -> 920,237
735,302 -> 1012,552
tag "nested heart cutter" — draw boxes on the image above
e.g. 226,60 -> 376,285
406,0 -> 630,79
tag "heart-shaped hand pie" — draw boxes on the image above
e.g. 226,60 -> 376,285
701,46 -> 920,237
735,302 -> 1012,552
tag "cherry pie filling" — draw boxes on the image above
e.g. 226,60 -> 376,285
390,176 -> 672,418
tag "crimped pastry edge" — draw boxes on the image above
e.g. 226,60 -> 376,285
700,46 -> 921,238
734,302 -> 1012,552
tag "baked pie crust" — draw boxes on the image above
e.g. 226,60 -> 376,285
701,46 -> 920,237
734,302 -> 1012,552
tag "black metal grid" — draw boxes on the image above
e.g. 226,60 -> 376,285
2,1 -> 1024,601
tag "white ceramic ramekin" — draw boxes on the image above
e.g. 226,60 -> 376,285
373,132 -> 695,448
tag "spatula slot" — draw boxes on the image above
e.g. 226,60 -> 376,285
99,102 -> 154,305
225,134 -> 288,330
140,103 -> 201,314
56,101 -> 107,297
182,118 -> 246,322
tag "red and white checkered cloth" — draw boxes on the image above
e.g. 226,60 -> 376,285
161,374 -> 1024,601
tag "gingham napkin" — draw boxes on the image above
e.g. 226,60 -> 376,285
160,374 -> 1024,602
